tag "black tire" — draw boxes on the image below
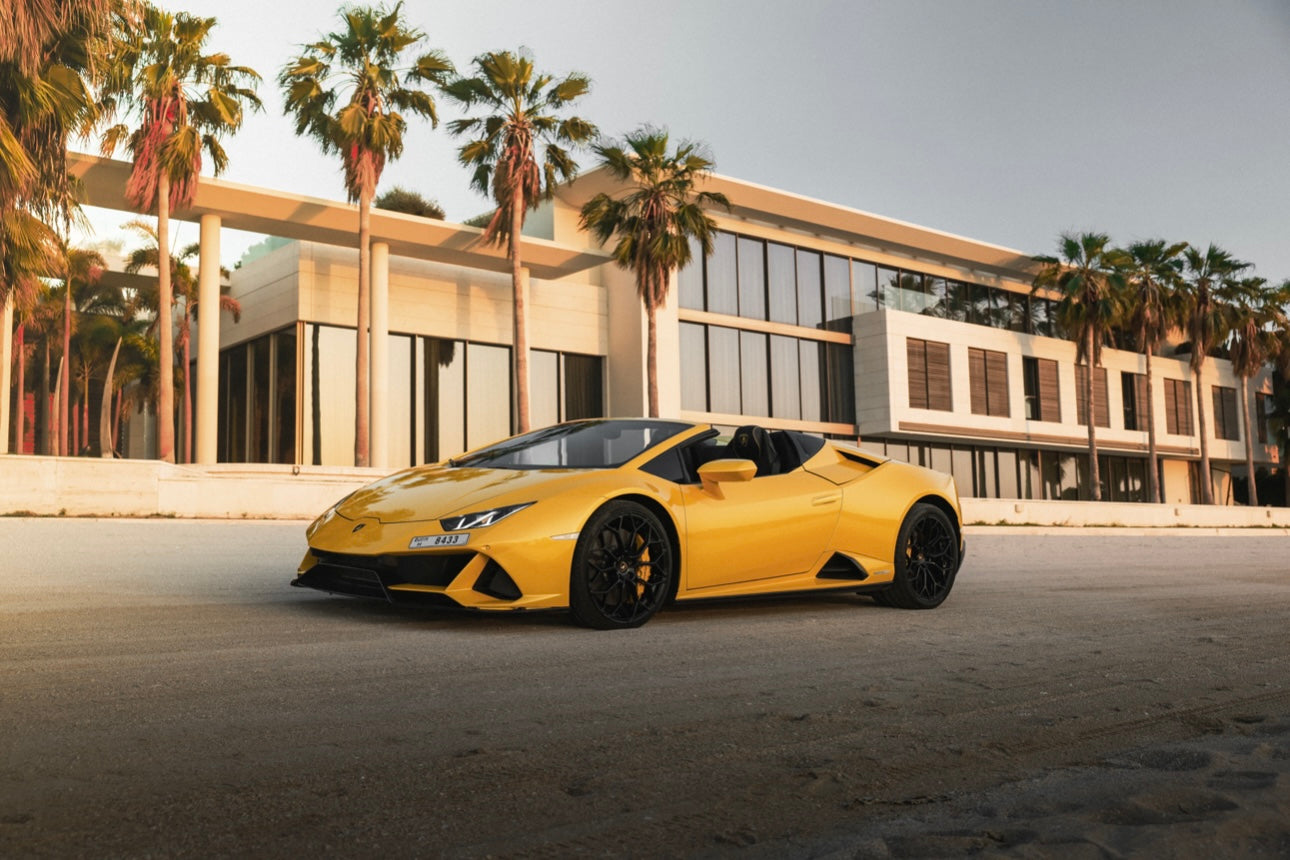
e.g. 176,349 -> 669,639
569,501 -> 674,629
880,502 -> 959,610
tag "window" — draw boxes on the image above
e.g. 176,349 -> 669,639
1164,378 -> 1194,435
907,338 -> 952,411
677,235 -> 705,310
1121,371 -> 1148,432
736,236 -> 767,320
822,254 -> 852,331
1022,356 -> 1060,422
1074,364 -> 1110,428
767,242 -> 797,324
1212,385 -> 1240,441
706,231 -> 738,315
968,347 -> 1010,417
679,323 -> 708,411
1257,392 -> 1273,444
796,249 -> 823,328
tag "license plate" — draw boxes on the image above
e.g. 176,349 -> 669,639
409,533 -> 469,549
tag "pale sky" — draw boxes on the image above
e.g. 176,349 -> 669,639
78,0 -> 1290,282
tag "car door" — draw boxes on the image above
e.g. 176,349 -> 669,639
680,468 -> 841,589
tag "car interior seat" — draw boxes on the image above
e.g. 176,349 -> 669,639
727,425 -> 781,477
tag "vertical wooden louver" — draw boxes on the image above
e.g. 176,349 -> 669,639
1212,386 -> 1240,441
907,338 -> 952,411
1037,358 -> 1060,422
969,347 -> 1010,417
1164,378 -> 1193,435
1074,365 -> 1110,428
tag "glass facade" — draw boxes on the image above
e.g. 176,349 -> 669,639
219,324 -> 603,466
678,229 -> 1060,338
859,437 -> 1156,502
679,321 -> 854,424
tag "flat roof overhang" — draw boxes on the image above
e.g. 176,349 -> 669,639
68,151 -> 610,281
558,167 -> 1039,282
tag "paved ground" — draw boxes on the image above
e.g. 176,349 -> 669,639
1,518 -> 1288,858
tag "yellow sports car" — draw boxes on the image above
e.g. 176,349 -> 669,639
295,419 -> 964,629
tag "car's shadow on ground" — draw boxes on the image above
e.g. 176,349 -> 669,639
284,587 -> 888,630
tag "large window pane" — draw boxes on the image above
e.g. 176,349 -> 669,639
770,335 -> 801,420
273,329 -> 297,465
707,327 -> 741,414
384,334 -> 412,468
796,249 -> 823,328
677,235 -> 704,310
898,272 -> 928,314
737,237 -> 766,320
222,346 -> 246,463
740,331 -> 769,418
767,242 -> 797,324
303,325 -> 356,466
926,277 -> 948,319
466,343 -> 511,449
530,349 -> 560,430
679,323 -> 708,411
563,354 -> 603,420
825,342 -> 855,425
823,254 -> 851,330
425,337 -> 463,462
877,266 -> 900,310
248,335 -> 271,462
799,341 -> 823,422
706,231 -> 738,315
945,281 -> 971,322
997,448 -> 1019,498
852,261 -> 878,313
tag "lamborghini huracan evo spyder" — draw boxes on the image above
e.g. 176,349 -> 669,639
294,419 -> 965,629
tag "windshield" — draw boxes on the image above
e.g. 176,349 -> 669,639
452,420 -> 691,470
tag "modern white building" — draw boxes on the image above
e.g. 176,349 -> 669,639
18,152 -> 1280,505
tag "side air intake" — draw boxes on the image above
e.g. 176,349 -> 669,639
816,552 -> 869,581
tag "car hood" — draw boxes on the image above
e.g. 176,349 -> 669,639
336,465 -> 591,524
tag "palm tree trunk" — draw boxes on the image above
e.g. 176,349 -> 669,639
645,273 -> 660,419
354,186 -> 371,467
156,172 -> 175,462
1195,361 -> 1213,504
182,329 -> 192,464
510,186 -> 530,434
60,282 -> 70,456
1085,330 -> 1101,501
1240,376 -> 1257,506
39,341 -> 50,454
100,337 -> 121,457
15,323 -> 25,454
1144,346 -> 1160,503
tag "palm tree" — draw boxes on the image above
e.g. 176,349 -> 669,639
1033,232 -> 1125,501
578,128 -> 729,417
98,3 -> 261,462
1225,277 -> 1290,506
280,2 -> 451,467
1179,244 -> 1250,504
56,245 -> 107,455
443,49 -> 596,433
1116,239 -> 1187,503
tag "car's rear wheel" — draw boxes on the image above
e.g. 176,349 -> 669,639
569,501 -> 673,630
880,502 -> 959,609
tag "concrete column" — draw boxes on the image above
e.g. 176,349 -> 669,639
195,213 -> 221,465
1,296 -> 12,454
369,241 -> 390,470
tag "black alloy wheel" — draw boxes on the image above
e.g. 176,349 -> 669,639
569,501 -> 673,629
880,502 -> 959,609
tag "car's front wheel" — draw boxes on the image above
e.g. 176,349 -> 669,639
569,500 -> 674,629
880,502 -> 959,609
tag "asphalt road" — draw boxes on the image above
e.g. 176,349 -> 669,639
1,519 -> 1288,858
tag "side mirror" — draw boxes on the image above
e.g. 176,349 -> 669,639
698,458 -> 757,495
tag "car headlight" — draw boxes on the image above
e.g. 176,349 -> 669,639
440,502 -> 534,531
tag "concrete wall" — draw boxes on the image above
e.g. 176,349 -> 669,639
4,455 -> 1287,526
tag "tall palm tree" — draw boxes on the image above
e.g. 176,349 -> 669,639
280,2 -> 450,467
443,49 -> 596,433
98,2 -> 261,462
56,245 -> 106,455
1116,239 -> 1187,503
1179,244 -> 1250,504
578,128 -> 729,417
1033,232 -> 1125,501
1225,277 -> 1289,506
